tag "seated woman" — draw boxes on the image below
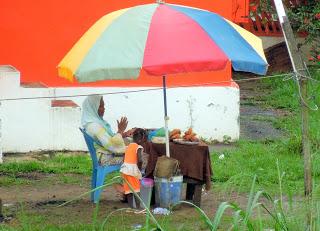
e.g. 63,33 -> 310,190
81,95 -> 128,165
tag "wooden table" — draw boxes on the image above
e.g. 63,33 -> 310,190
144,141 -> 213,206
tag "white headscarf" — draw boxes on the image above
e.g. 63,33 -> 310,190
81,95 -> 114,136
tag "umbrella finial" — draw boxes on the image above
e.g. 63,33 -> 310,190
156,0 -> 165,4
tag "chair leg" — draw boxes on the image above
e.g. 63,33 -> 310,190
91,165 -> 121,203
93,169 -> 107,203
91,169 -> 98,202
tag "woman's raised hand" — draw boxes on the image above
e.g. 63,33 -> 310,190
117,116 -> 128,135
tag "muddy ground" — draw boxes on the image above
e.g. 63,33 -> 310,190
0,77 -> 289,229
1,171 -> 256,230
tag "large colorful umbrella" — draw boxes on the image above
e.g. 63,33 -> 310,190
58,2 -> 268,157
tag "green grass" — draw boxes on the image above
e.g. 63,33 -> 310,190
0,153 -> 92,176
0,210 -> 207,231
0,153 -> 93,186
211,140 -> 305,194
259,67 -> 320,138
211,67 -> 320,195
0,176 -> 31,187
13,172 -> 308,231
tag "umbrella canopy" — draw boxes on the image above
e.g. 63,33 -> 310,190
57,3 -> 268,83
58,2 -> 268,157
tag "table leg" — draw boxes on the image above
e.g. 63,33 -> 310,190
186,183 -> 195,201
193,185 -> 202,207
186,183 -> 203,207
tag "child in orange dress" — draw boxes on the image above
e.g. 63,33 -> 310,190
120,128 -> 147,208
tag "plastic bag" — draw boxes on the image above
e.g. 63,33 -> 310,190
154,156 -> 180,178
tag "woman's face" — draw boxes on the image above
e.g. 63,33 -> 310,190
98,98 -> 105,117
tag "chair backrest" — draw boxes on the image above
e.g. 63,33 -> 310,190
79,128 -> 99,169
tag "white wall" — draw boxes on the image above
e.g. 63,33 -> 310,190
0,66 -> 87,152
57,86 -> 240,141
0,65 -> 239,153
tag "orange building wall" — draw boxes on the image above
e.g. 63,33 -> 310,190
0,0 -> 242,87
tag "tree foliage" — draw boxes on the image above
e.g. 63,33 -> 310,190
286,1 -> 319,40
286,1 -> 320,63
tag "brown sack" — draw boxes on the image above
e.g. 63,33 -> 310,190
154,156 -> 180,178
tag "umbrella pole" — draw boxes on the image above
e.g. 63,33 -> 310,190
162,75 -> 170,157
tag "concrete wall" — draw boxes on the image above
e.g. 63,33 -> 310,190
0,65 -> 240,155
0,66 -> 87,153
56,86 -> 240,141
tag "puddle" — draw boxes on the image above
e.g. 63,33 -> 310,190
240,119 -> 284,140
35,200 -> 66,207
0,214 -> 14,223
1,172 -> 48,180
241,105 -> 279,117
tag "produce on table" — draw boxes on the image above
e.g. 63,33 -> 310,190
169,129 -> 181,140
169,128 -> 199,142
183,128 -> 199,142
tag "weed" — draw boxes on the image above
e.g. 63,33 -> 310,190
222,135 -> 232,144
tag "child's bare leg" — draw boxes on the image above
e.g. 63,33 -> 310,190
127,193 -> 141,209
127,193 -> 135,208
135,193 -> 141,209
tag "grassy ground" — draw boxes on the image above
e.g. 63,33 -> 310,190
212,67 -> 320,194
1,67 -> 320,230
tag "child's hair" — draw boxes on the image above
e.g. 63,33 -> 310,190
132,128 -> 147,143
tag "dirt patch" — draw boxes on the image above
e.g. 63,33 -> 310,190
0,172 -> 252,229
0,174 -> 90,203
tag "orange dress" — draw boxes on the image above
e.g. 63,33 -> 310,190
120,143 -> 142,194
